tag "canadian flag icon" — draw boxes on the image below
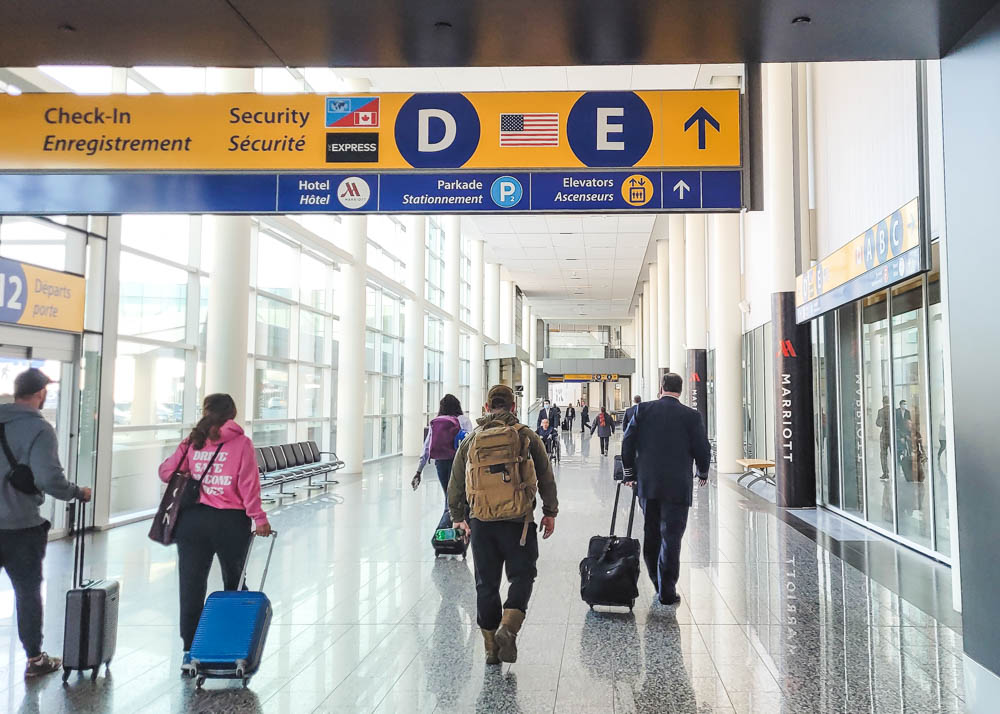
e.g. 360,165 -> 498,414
355,111 -> 377,126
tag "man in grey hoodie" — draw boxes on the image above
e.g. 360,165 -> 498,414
0,368 -> 91,678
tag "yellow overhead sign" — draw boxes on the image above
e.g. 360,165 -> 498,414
0,258 -> 85,333
0,90 -> 741,171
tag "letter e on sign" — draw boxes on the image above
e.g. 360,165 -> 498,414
566,91 -> 653,167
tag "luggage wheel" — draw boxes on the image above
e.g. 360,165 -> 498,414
242,677 -> 250,688
91,667 -> 99,681
195,675 -> 206,689
61,667 -> 70,683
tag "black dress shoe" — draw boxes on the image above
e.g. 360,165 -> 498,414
658,593 -> 682,606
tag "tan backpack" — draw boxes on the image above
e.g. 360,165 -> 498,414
465,423 -> 538,533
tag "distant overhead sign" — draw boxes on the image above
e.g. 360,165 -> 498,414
0,90 -> 741,172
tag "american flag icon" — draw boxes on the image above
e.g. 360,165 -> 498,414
499,113 -> 559,147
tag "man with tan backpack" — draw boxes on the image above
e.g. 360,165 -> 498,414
449,384 -> 558,665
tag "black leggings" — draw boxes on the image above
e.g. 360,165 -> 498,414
600,436 -> 610,453
174,504 -> 252,651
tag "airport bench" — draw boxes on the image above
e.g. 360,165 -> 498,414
255,441 -> 343,503
735,458 -> 776,489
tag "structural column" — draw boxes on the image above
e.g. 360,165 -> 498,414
684,214 -> 708,350
656,237 -> 671,372
484,262 -> 500,343
469,239 -> 485,412
203,69 -> 254,421
402,216 -> 427,457
529,311 -> 538,403
668,215 -> 687,383
499,275 -> 513,344
334,76 -> 372,473
632,305 -> 641,399
443,216 -> 461,395
710,214 -> 743,474
766,62 -> 815,507
204,216 -> 252,419
641,282 -> 651,399
647,263 -> 660,401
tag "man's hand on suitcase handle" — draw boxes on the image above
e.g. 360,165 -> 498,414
453,520 -> 470,543
77,487 -> 92,502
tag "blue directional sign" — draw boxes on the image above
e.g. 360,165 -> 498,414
0,170 -> 743,214
379,173 -> 531,212
701,171 -> 741,209
662,171 -> 701,209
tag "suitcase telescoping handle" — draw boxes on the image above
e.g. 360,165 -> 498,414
608,481 -> 638,539
72,499 -> 87,589
238,531 -> 278,592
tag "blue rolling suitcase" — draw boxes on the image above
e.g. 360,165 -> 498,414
189,532 -> 277,689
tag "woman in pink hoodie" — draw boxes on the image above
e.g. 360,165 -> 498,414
158,393 -> 271,670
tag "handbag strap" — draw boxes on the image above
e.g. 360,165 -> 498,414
0,423 -> 19,468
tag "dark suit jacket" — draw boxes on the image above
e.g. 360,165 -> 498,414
622,404 -> 639,432
537,406 -> 561,428
621,396 -> 712,506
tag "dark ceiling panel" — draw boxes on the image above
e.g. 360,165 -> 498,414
0,0 -> 996,67
0,0 -> 279,66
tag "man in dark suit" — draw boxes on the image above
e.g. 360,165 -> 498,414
622,395 -> 641,433
621,372 -> 711,606
537,401 -> 561,430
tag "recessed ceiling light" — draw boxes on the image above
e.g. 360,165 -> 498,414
58,23 -> 77,33
791,15 -> 811,24
434,20 -> 453,29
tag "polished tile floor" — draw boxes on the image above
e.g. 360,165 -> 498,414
1,430 -> 965,713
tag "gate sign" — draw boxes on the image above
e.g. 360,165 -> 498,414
0,258 -> 85,333
0,90 -> 741,171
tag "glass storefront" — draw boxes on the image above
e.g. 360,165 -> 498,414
741,322 -> 774,462
811,247 -> 952,558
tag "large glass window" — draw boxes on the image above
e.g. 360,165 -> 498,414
425,314 -> 444,421
890,278 -> 932,548
460,237 -> 472,325
0,215 -> 87,273
926,245 -> 951,555
837,305 -> 863,515
425,219 -> 445,307
118,253 -> 188,341
363,285 -> 404,459
249,222 -> 339,451
862,292 -> 894,532
459,332 -> 471,409
815,314 -> 841,507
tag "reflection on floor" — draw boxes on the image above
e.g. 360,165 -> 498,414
1,430 -> 964,713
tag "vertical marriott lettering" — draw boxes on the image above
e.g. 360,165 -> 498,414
780,373 -> 793,462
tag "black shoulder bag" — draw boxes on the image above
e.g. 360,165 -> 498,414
148,442 -> 223,546
0,423 -> 41,495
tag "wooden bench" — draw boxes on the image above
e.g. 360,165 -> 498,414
736,458 -> 776,489
255,441 -> 343,503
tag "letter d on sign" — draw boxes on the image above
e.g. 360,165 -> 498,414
418,109 -> 457,152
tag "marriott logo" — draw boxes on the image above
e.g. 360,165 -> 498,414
778,340 -> 797,358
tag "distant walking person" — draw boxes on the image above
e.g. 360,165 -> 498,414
622,395 -> 642,433
0,368 -> 92,678
450,385 -> 558,665
412,395 -> 475,538
876,396 -> 890,481
621,373 -> 711,606
580,403 -> 590,433
590,406 -> 616,456
158,393 -> 271,673
565,404 -> 576,431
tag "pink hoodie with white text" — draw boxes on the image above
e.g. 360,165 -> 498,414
158,420 -> 268,526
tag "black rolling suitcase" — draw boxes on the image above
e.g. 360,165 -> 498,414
561,419 -> 570,431
579,482 -> 641,611
432,528 -> 468,558
63,502 -> 119,682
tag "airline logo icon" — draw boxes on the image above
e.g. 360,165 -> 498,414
337,177 -> 371,209
326,97 -> 380,128
778,340 -> 797,358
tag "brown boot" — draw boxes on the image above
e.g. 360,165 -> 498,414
495,608 -> 525,663
481,628 -> 501,665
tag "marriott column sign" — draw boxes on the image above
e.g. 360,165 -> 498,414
772,291 -> 816,508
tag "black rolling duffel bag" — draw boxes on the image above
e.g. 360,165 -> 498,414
579,481 -> 641,611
